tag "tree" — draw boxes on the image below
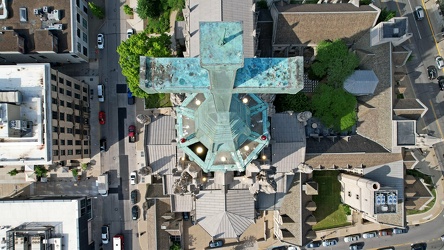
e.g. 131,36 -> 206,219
377,8 -> 396,24
88,2 -> 105,19
123,4 -> 134,15
136,0 -> 160,19
34,165 -> 48,178
311,84 -> 357,132
72,169 -> 79,178
311,39 -> 359,88
170,242 -> 181,250
274,92 -> 311,113
7,168 -> 19,176
117,33 -> 171,98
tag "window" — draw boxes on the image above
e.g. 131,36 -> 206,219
66,90 -> 72,96
67,128 -> 73,134
84,149 -> 89,155
75,116 -> 81,123
59,88 -> 64,94
53,127 -> 58,133
60,127 -> 65,133
76,140 -> 81,145
67,114 -> 73,122
68,150 -> 73,155
52,98 -> 58,105
83,140 -> 89,145
75,93 -> 80,99
51,85 -> 57,91
52,111 -> 58,119
82,32 -> 87,43
83,46 -> 88,56
82,18 -> 87,28
76,149 -> 82,155
75,129 -> 81,135
60,140 -> 65,145
51,74 -> 57,81
59,77 -> 64,84
83,106 -> 88,112
74,83 -> 80,90
67,103 -> 72,108
66,80 -> 72,87
83,96 -> 87,102
83,130 -> 88,135
59,113 -> 65,121
356,194 -> 359,199
77,28 -> 81,38
348,191 -> 351,197
67,140 -> 73,145
75,104 -> 80,110
83,87 -> 87,93
76,13 -> 80,23
77,42 -> 81,52
53,150 -> 59,156
61,150 -> 66,155
60,100 -> 64,106
76,0 -> 79,7
53,139 -> 58,145
83,5 -> 88,13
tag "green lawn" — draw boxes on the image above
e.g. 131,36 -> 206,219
145,93 -> 172,109
312,171 -> 351,231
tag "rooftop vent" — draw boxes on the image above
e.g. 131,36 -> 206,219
393,28 -> 399,37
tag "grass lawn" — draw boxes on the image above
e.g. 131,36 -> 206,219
312,170 -> 351,231
145,93 -> 172,109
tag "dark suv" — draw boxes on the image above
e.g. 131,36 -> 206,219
438,76 -> 444,91
428,65 -> 437,80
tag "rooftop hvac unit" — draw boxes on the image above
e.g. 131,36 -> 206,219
380,205 -> 388,212
43,6 -> 49,13
48,10 -> 61,21
33,9 -> 40,15
9,120 -> 28,131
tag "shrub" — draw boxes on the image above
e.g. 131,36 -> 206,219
123,4 -> 134,15
72,169 -> 79,177
377,8 -> 396,24
34,165 -> 48,178
88,2 -> 105,19
8,168 -> 19,176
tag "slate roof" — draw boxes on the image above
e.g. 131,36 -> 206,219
363,160 -> 404,199
344,70 -> 379,96
187,0 -> 255,58
305,152 -> 402,169
171,194 -> 194,212
271,113 -> 306,143
147,145 -> 176,175
274,3 -> 378,45
146,115 -> 176,145
353,31 -> 394,151
196,189 -> 255,238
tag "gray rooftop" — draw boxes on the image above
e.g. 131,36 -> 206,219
382,18 -> 408,38
146,116 -> 176,145
396,121 -> 416,146
344,70 -> 379,96
196,189 -> 255,238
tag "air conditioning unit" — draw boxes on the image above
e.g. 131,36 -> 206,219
43,6 -> 49,13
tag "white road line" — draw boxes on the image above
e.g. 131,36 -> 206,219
407,0 -> 423,39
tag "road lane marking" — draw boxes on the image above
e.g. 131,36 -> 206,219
429,99 -> 444,138
407,0 -> 423,39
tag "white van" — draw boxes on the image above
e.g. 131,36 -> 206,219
98,84 -> 104,102
19,7 -> 28,22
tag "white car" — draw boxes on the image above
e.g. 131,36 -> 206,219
101,225 -> 109,244
436,56 -> 444,69
97,33 -> 104,49
362,231 -> 377,239
127,28 -> 134,39
344,234 -> 360,242
130,171 -> 137,185
322,239 -> 337,247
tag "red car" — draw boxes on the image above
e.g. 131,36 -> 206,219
128,125 -> 136,143
99,111 -> 106,125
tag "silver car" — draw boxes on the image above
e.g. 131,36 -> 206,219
362,231 -> 377,239
97,33 -> 104,49
344,234 -> 360,242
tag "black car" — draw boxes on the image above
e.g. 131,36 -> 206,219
132,205 -> 139,220
100,138 -> 107,152
350,243 -> 364,250
306,241 -> 322,248
182,212 -> 190,221
438,76 -> 444,91
130,190 -> 138,204
427,65 -> 437,80
411,243 -> 426,250
128,88 -> 135,105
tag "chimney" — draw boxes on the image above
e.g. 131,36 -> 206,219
349,0 -> 360,7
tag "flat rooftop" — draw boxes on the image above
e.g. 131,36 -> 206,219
0,64 -> 51,165
0,0 -> 72,53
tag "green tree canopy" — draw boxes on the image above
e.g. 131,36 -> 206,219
311,39 -> 359,88
88,2 -> 105,19
8,168 -> 19,176
377,8 -> 396,24
34,165 -> 48,178
311,84 -> 357,132
274,92 -> 311,113
136,0 -> 160,19
117,33 -> 171,98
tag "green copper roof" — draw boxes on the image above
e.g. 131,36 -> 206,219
140,21 -> 304,172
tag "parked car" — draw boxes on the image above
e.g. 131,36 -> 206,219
344,234 -> 360,242
127,28 -> 134,39
98,84 -> 105,102
130,171 -> 137,185
436,56 -> 444,69
349,243 -> 364,250
97,33 -> 104,49
127,88 -> 135,105
378,229 -> 392,236
130,190 -> 138,204
182,212 -> 190,221
438,76 -> 444,90
414,6 -> 424,20
99,111 -> 106,125
392,227 -> 408,234
322,239 -> 338,247
100,138 -> 107,152
271,247 -> 286,250
362,231 -> 377,239
411,243 -> 426,250
209,240 -> 224,248
377,248 -> 395,250
306,241 -> 322,248
441,235 -> 444,241
101,225 -> 109,244
428,65 -> 437,80
132,205 -> 139,220
128,125 -> 136,143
